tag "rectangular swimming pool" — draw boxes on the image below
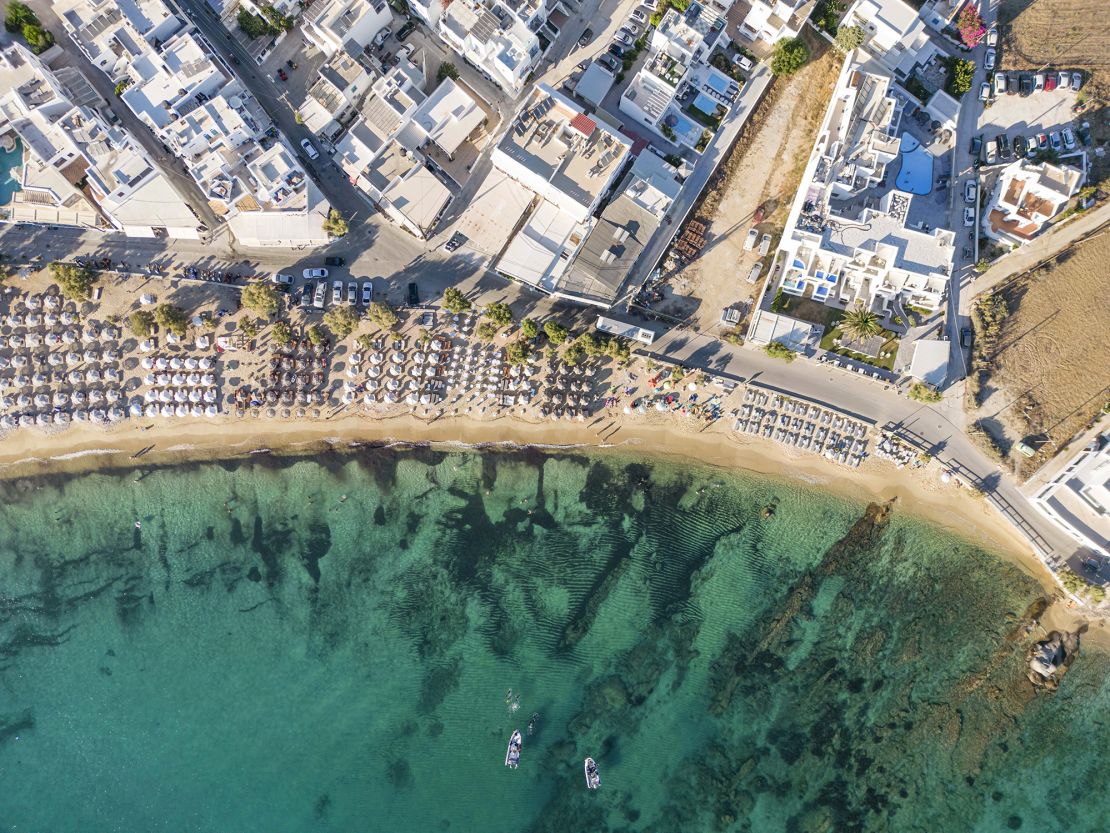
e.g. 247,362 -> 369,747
0,137 -> 23,207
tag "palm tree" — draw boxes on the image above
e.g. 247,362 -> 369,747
840,305 -> 882,342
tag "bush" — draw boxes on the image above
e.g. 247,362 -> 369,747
21,22 -> 54,54
908,381 -> 942,403
367,301 -> 399,331
944,57 -> 975,97
323,209 -> 349,238
505,339 -> 532,365
834,25 -> 865,53
437,62 -> 460,82
956,6 -> 986,48
236,9 -> 270,38
239,317 -> 260,339
605,337 -> 631,364
113,78 -> 132,96
563,343 -> 586,366
484,301 -> 513,327
271,321 -> 293,346
442,286 -> 471,314
770,38 -> 808,76
323,305 -> 360,339
241,281 -> 281,317
306,324 -> 325,346
476,321 -> 498,340
4,1 -> 36,32
814,0 -> 844,32
770,288 -> 787,312
544,320 -> 569,344
763,341 -> 796,362
722,328 -> 744,345
49,262 -> 97,301
521,318 -> 540,339
154,304 -> 189,338
128,310 -> 155,338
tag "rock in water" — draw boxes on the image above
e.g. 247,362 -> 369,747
1028,629 -> 1082,689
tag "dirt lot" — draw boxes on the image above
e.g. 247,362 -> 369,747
971,227 -> 1110,479
1000,0 -> 1110,95
651,31 -> 843,331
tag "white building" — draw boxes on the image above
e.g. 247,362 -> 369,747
436,0 -> 544,95
736,0 -> 810,46
298,50 -> 375,140
494,85 -> 633,295
1033,434 -> 1110,559
843,0 -> 939,79
984,159 -> 1083,245
301,0 -> 392,57
0,44 -> 200,238
54,0 -> 185,80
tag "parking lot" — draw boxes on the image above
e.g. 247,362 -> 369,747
976,73 -> 1086,163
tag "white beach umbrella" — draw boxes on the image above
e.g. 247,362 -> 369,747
0,356 -> 8,370
82,327 -> 98,342
108,406 -> 125,422
172,373 -> 186,386
145,404 -> 160,418
129,401 -> 144,417
389,365 -> 402,378
54,411 -> 71,425
385,392 -> 399,404
88,389 -> 104,405
370,352 -> 384,364
413,351 -> 426,365
71,390 -> 86,405
187,373 -> 200,386
406,379 -> 418,391
19,414 -> 34,427
386,378 -> 400,392
201,373 -> 216,386
349,353 -> 362,365
44,295 -> 60,310
346,365 -> 358,378
144,389 -> 159,403
36,413 -> 51,426
25,296 -> 41,310
140,293 -> 156,306
188,389 -> 202,403
5,314 -> 21,327
205,404 -> 219,417
195,335 -> 210,349
157,404 -> 172,417
170,356 -> 183,370
142,354 -> 159,369
11,355 -> 27,368
139,339 -> 154,352
342,389 -> 355,403
90,409 -> 106,424
174,390 -> 188,404
424,366 -> 435,378
83,350 -> 99,363
52,392 -> 69,407
367,366 -> 382,379
25,332 -> 41,347
106,388 -> 121,403
190,403 -> 203,417
366,379 -> 380,392
0,415 -> 14,429
33,393 -> 49,408
87,369 -> 102,383
184,357 -> 198,370
408,366 -> 422,379
405,392 -> 418,404
174,404 -> 188,417
166,333 -> 180,346
44,313 -> 58,326
199,357 -> 213,371
61,311 -> 76,324
45,333 -> 61,348
391,351 -> 405,364
158,389 -> 173,403
9,334 -> 24,348
203,388 -> 217,403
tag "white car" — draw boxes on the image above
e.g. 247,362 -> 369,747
397,43 -> 414,63
300,138 -> 320,160
758,233 -> 772,256
986,27 -> 997,47
630,8 -> 646,22
963,207 -> 975,227
743,227 -> 759,251
312,281 -> 327,309
1062,127 -> 1076,150
1071,72 -> 1083,90
270,273 -> 294,285
984,48 -> 996,70
978,82 -> 990,101
331,280 -> 343,305
361,281 -> 373,305
303,267 -> 328,279
964,180 -> 977,203
1057,71 -> 1070,90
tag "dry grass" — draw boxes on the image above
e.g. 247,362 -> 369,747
974,229 -> 1110,478
1000,0 -> 1110,93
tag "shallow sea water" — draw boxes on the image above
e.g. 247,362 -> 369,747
0,449 -> 1108,833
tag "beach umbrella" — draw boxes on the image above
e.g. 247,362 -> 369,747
52,392 -> 69,407
429,353 -> 441,365
25,296 -> 41,310
205,405 -> 218,417
195,336 -> 210,350
172,373 -> 186,386
26,313 -> 42,327
145,404 -> 159,418
129,402 -> 143,418
108,406 -> 125,422
158,404 -> 173,417
5,314 -> 21,327
420,393 -> 432,405
370,352 -> 384,365
87,369 -> 101,383
46,333 -> 61,348
188,389 -> 202,403
36,413 -> 50,426
83,350 -> 99,363
424,366 -> 435,378
106,388 -> 121,403
9,334 -> 24,348
44,313 -> 58,326
199,357 -> 213,371
202,373 -> 216,386
88,389 -> 104,404
82,327 -> 98,342
406,379 -> 418,391
175,404 -> 188,418
54,411 -> 70,425
90,409 -> 106,424
349,353 -> 362,365
19,414 -> 33,427
342,389 -> 355,404
155,372 -> 170,386
431,339 -> 444,351
139,339 -> 154,352
64,351 -> 81,365
33,393 -> 49,408
166,333 -> 180,346
101,328 -> 119,342
413,351 -> 426,365
385,392 -> 398,404
174,390 -> 188,404
11,355 -> 27,368
144,389 -> 159,403
0,415 -> 13,429
185,357 -> 199,370
203,388 -> 217,403
190,403 -> 203,417
106,349 -> 121,361
0,356 -> 8,370
187,373 -> 200,386
366,379 -> 380,392
363,392 -> 376,405
409,366 -> 422,379
141,356 -> 155,370
346,365 -> 358,378
386,379 -> 400,392
105,367 -> 121,382
26,332 -> 41,347
405,392 -> 418,405
68,369 -> 84,384
158,389 -> 173,403
391,351 -> 405,364
170,356 -> 184,370
44,295 -> 60,310
140,294 -> 156,306
61,312 -> 76,324
367,366 -> 382,379
72,389 -> 87,405
389,365 -> 402,378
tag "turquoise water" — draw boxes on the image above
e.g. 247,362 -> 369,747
0,137 -> 21,206
1,449 -> 1109,832
896,132 -> 933,195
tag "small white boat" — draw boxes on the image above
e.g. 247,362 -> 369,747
584,757 -> 600,790
504,730 -> 522,769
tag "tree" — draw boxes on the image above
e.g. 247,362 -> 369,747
562,343 -> 586,366
128,310 -> 155,338
476,321 -> 498,341
113,78 -> 132,96
521,318 -> 540,339
239,317 -> 260,339
356,333 -> 376,352
840,305 -> 882,342
437,62 -> 460,82
544,320 -> 569,344
271,321 -> 293,347
4,1 -> 36,32
294,111 -> 304,125
236,9 -> 270,39
21,23 -> 54,55
945,57 -> 975,97
323,305 -> 360,339
307,324 -> 325,346
763,341 -> 796,362
574,332 -> 605,358
770,288 -> 787,312
956,6 -> 986,48
770,38 -> 808,76
442,286 -> 471,314
49,262 -> 96,301
241,281 -> 281,317
834,25 -> 865,53
323,209 -> 349,238
908,381 -> 942,403
814,0 -> 845,33
367,301 -> 399,331
505,339 -> 532,365
260,4 -> 294,32
605,337 -> 631,365
484,301 -> 513,327
154,304 -> 189,338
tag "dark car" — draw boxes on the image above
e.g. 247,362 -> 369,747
397,20 -> 417,40
445,232 -> 467,252
996,133 -> 1010,159
597,52 -> 620,72
277,68 -> 287,81
960,328 -> 973,349
299,285 -> 312,308
324,255 -> 345,267
970,135 -> 983,156
1013,135 -> 1028,157
608,43 -> 626,59
1019,74 -> 1033,95
578,28 -> 593,48
407,282 -> 420,306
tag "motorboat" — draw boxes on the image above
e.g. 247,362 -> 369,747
504,730 -> 522,769
584,757 -> 600,790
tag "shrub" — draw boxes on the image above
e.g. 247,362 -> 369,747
814,0 -> 844,32
437,62 -> 460,82
323,209 -> 349,238
49,262 -> 96,301
476,321 -> 498,340
154,304 -> 189,338
323,305 -> 361,339
505,339 -> 532,365
562,343 -> 586,366
4,1 -> 36,32
442,286 -> 471,314
236,9 -> 270,39
763,341 -> 796,362
271,321 -> 293,346
521,318 -> 540,339
834,24 -> 865,53
356,333 -> 376,352
605,337 -> 631,364
956,6 -> 986,48
306,324 -> 325,346
944,57 -> 975,97
574,332 -> 605,358
770,288 -> 787,312
128,310 -> 155,338
722,328 -> 744,345
484,301 -> 513,327
367,301 -> 399,331
240,281 -> 281,317
908,381 -> 942,403
21,22 -> 54,55
113,78 -> 132,96
544,320 -> 569,343
239,317 -> 260,339
770,38 -> 808,76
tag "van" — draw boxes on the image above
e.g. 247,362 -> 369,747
746,260 -> 764,284
985,139 -> 997,164
743,228 -> 759,251
993,73 -> 1006,96
758,233 -> 772,256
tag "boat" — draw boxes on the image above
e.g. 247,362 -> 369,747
584,757 -> 600,790
505,730 -> 522,769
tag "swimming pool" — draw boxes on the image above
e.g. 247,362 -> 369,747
692,92 -> 719,116
895,132 -> 932,195
0,137 -> 23,207
706,73 -> 731,95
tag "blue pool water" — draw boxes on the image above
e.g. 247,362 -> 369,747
693,93 -> 719,116
0,137 -> 23,206
895,132 -> 932,195
706,73 -> 730,94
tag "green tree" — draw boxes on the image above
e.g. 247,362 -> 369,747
442,286 -> 471,314
476,321 -> 498,340
293,110 -> 304,125
271,321 -> 293,346
945,57 -> 975,97
113,78 -> 132,96
323,305 -> 361,339
605,337 -> 631,364
763,341 -> 796,362
484,301 -> 513,327
367,301 -> 399,331
437,62 -> 460,82
907,381 -> 942,403
770,38 -> 808,76
154,304 -> 189,338
307,324 -> 325,346
236,9 -> 269,38
814,0 -> 844,32
834,24 -> 865,53
520,318 -> 540,339
356,333 -> 376,352
574,332 -> 605,358
49,262 -> 97,301
770,288 -> 787,312
21,23 -> 55,55
505,339 -> 532,365
260,4 -> 294,32
543,320 -> 569,344
241,281 -> 281,317
4,1 -> 37,32
128,310 -> 155,338
239,317 -> 260,339
562,343 -> 586,366
323,209 -> 349,238
840,305 -> 882,342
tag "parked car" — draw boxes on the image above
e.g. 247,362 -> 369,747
407,282 -> 420,306
1044,73 -> 1057,91
1019,74 -> 1033,95
300,138 -> 320,160
396,20 -> 417,40
270,273 -> 294,286
330,280 -> 342,305
746,261 -> 763,284
372,26 -> 391,48
445,232 -> 467,252
970,134 -> 983,156
963,207 -> 975,227
630,8 -> 647,22
300,285 -> 312,308
1049,130 -> 1062,151
303,267 -> 328,279
1013,134 -> 1028,157
996,133 -> 1011,158
313,281 -> 327,309
1071,72 -> 1083,90
361,281 -> 373,305
984,48 -> 996,70
733,53 -> 754,72
964,180 -> 977,203
1036,132 -> 1048,151
1057,71 -> 1070,90
397,43 -> 414,63
758,233 -> 772,256
993,73 -> 1006,95
1062,126 -> 1076,150
277,68 -> 287,81
608,43 -> 626,58
986,27 -> 997,47
960,328 -> 973,348
1077,122 -> 1092,146
613,31 -> 633,46
978,82 -> 991,101
597,52 -> 620,72
985,138 -> 997,164
578,28 -> 593,47
742,228 -> 758,251
1035,72 -> 1045,90
324,255 -> 345,267
346,282 -> 357,304
619,25 -> 638,39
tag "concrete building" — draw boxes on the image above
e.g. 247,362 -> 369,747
435,0 -> 544,95
301,0 -> 393,57
843,0 -> 940,79
735,0 -> 811,46
1032,434 -> 1110,559
0,44 -> 200,238
984,159 -> 1084,245
298,50 -> 375,140
55,0 -> 186,80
